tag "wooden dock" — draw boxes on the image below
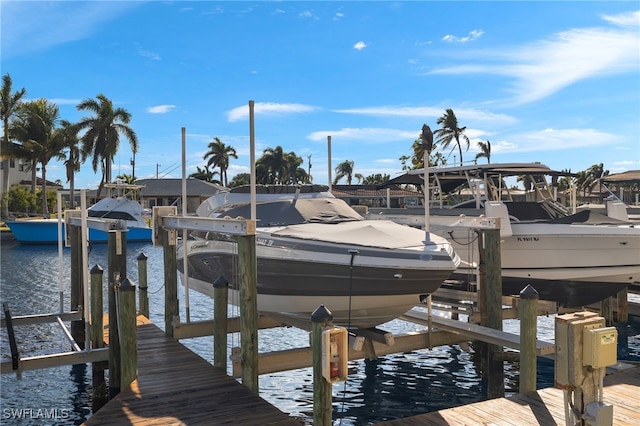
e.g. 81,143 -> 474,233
83,321 -> 303,425
376,366 -> 640,425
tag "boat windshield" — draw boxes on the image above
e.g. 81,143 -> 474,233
88,210 -> 137,221
216,198 -> 363,226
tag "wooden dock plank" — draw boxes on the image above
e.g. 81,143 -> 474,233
376,367 -> 640,425
83,323 -> 303,425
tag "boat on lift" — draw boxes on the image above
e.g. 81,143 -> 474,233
365,163 -> 640,307
6,183 -> 152,244
177,185 -> 460,329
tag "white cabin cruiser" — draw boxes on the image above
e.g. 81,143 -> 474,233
365,163 -> 640,307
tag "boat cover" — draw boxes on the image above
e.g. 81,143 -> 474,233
270,220 -> 431,249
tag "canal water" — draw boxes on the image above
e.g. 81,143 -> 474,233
1,240 -> 638,425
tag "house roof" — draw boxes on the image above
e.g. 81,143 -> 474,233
601,170 -> 640,184
136,178 -> 224,197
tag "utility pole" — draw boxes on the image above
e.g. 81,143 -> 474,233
307,154 -> 312,180
156,164 -> 161,179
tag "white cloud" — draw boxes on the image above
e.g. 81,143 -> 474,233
497,128 -> 616,154
333,106 -> 517,124
601,10 -> 640,27
138,48 -> 161,61
1,2 -> 142,59
354,41 -> 367,50
442,29 -> 484,43
429,12 -> 640,105
227,102 -> 318,122
299,10 -> 315,19
48,98 -> 83,106
307,127 -> 417,143
147,105 -> 176,114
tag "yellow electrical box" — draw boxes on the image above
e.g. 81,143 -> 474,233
583,326 -> 617,369
322,327 -> 348,383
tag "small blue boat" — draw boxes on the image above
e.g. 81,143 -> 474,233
6,197 -> 152,244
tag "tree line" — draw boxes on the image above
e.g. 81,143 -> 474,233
1,74 -> 137,217
1,74 -> 624,217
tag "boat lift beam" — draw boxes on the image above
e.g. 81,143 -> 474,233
155,213 -> 256,237
400,310 -> 555,356
0,309 -> 83,327
0,349 -> 109,375
66,213 -> 128,232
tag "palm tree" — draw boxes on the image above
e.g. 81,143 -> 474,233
10,99 -> 63,217
475,140 -> 491,164
257,146 -> 287,184
76,94 -> 138,197
203,137 -> 237,186
189,165 -> 220,184
115,173 -> 137,184
333,160 -> 354,185
282,151 -> 304,184
584,163 -> 609,202
434,108 -> 470,165
1,73 -> 27,217
59,120 -> 81,208
229,173 -> 250,187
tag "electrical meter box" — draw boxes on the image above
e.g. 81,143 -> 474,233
555,311 -> 603,389
583,326 -> 617,369
322,327 -> 348,383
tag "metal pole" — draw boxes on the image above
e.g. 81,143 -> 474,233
57,192 -> 64,313
327,136 -> 332,191
249,100 -> 256,221
80,190 -> 90,350
181,127 -> 190,322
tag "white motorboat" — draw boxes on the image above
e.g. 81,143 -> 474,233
365,163 -> 640,307
177,185 -> 460,329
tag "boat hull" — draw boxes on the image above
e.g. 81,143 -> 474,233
5,219 -> 152,244
434,221 -> 640,307
178,233 -> 457,329
362,212 -> 640,307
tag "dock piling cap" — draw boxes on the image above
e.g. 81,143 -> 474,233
311,305 -> 333,324
520,284 -> 539,300
119,278 -> 136,292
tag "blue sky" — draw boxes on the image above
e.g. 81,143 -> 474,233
2,1 -> 639,189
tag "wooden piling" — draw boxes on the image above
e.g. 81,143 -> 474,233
108,230 -> 127,398
617,287 -> 629,323
519,285 -> 538,394
69,225 -> 85,349
160,227 -> 178,337
118,278 -> 137,388
312,305 -> 333,426
237,234 -> 258,393
601,296 -> 613,326
213,276 -> 229,370
477,228 -> 505,399
137,253 -> 149,318
90,264 -> 107,410
617,287 -> 629,358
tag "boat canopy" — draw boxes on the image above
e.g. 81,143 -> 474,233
215,197 -> 363,227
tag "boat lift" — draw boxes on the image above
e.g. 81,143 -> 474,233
0,191 -> 128,377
